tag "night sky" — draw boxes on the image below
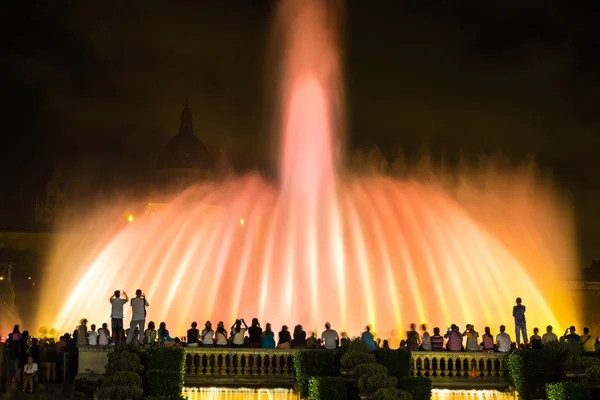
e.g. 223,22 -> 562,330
1,1 -> 599,263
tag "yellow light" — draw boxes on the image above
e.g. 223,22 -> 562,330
32,283 -> 35,286
128,215 -> 134,223
0,276 -> 4,281
28,277 -> 31,280
240,219 -> 245,227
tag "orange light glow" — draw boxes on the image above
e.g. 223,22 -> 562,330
36,0 -> 579,337
128,215 -> 134,223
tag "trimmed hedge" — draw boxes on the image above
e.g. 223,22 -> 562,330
145,347 -> 186,373
96,386 -> 143,400
308,376 -> 348,400
340,351 -> 376,368
374,349 -> 412,380
292,350 -> 339,398
105,351 -> 143,375
546,381 -> 590,400
398,377 -> 431,400
505,350 -> 558,400
347,338 -> 370,353
145,347 -> 186,399
353,364 -> 388,380
358,372 -> 397,393
104,371 -> 142,388
565,356 -> 600,370
373,388 -> 413,400
98,348 -> 144,400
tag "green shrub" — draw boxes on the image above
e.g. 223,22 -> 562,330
353,364 -> 388,380
145,347 -> 186,373
585,364 -> 600,380
146,370 -> 183,397
347,338 -> 370,353
358,372 -> 398,393
105,351 -> 143,375
113,343 -> 141,353
398,377 -> 432,400
374,349 -> 412,380
103,371 -> 142,388
546,381 -> 590,400
340,351 -> 376,368
373,388 -> 413,400
565,356 -> 600,370
506,350 -> 558,400
308,376 -> 347,400
96,386 -> 143,400
292,350 -> 338,399
542,341 -> 581,364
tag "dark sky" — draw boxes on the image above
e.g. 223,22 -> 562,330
1,1 -> 599,263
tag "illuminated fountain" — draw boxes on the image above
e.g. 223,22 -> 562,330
38,0 -> 578,337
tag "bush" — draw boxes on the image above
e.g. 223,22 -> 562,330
145,347 -> 186,373
96,386 -> 143,400
308,376 -> 348,400
546,381 -> 590,400
146,370 -> 183,397
292,350 -> 338,398
353,364 -> 388,380
347,338 -> 370,353
358,372 -> 398,393
542,341 -> 581,364
373,388 -> 413,400
374,349 -> 412,380
340,351 -> 376,368
506,350 -> 558,400
585,364 -> 600,380
103,371 -> 142,388
565,356 -> 600,370
398,377 -> 432,400
113,343 -> 141,354
105,351 -> 143,375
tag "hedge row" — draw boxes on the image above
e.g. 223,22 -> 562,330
145,347 -> 186,399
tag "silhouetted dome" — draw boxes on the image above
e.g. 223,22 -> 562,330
157,103 -> 211,170
157,133 -> 210,170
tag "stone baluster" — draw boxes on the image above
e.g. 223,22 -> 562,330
282,353 -> 290,376
433,356 -> 441,379
259,352 -> 266,375
235,353 -> 242,376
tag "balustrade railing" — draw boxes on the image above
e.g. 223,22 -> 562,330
412,351 -> 506,386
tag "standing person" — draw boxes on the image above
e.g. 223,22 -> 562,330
513,297 -> 528,345
321,323 -> 339,350
109,290 -> 129,344
7,325 -> 21,383
127,290 -> 149,345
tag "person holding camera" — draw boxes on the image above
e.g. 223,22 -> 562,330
109,290 -> 128,344
444,324 -> 463,352
230,319 -> 248,348
127,289 -> 149,345
462,324 -> 479,352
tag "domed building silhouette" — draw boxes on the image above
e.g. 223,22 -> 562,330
155,101 -> 213,194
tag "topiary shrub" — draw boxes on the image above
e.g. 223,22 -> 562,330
373,388 -> 413,400
506,350 -> 558,400
97,349 -> 144,400
353,364 -> 388,381
146,370 -> 183,397
308,376 -> 348,400
398,376 -> 432,400
374,349 -> 412,380
340,351 -> 376,369
542,341 -> 581,364
145,347 -> 186,399
145,347 -> 186,373
546,381 -> 590,400
585,364 -> 600,381
292,350 -> 338,398
347,338 -> 370,353
566,356 -> 600,370
358,372 -> 398,394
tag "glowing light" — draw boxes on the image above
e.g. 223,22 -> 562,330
0,276 -> 4,281
128,215 -> 134,223
28,277 -> 31,280
37,0 -> 579,336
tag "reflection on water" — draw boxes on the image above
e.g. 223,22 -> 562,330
432,389 -> 514,400
183,387 -> 296,400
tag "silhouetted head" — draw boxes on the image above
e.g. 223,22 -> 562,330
570,326 -> 576,333
114,290 -> 120,298
102,323 -> 108,329
80,319 -> 88,327
252,318 -> 259,327
420,324 -> 427,332
136,289 -> 142,297
516,297 -> 522,304
500,325 -> 506,333
485,327 -> 491,335
159,322 -> 166,330
191,322 -> 197,329
266,323 -> 272,332
294,325 -> 303,334
205,321 -> 212,329
433,327 -> 440,335
584,327 -> 589,334
365,325 -> 371,332
27,355 -> 34,365
282,325 -> 288,331
91,324 -> 96,331
547,325 -> 553,332
21,331 -> 29,342
534,327 -> 539,334
148,321 -> 155,330
325,322 -> 331,330
409,323 -> 416,331
12,325 -> 19,334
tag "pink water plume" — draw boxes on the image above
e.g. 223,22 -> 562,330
38,0 -> 578,337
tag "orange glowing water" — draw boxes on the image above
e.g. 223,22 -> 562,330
37,0 -> 578,337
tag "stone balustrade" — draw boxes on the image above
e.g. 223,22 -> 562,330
78,346 -> 506,389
